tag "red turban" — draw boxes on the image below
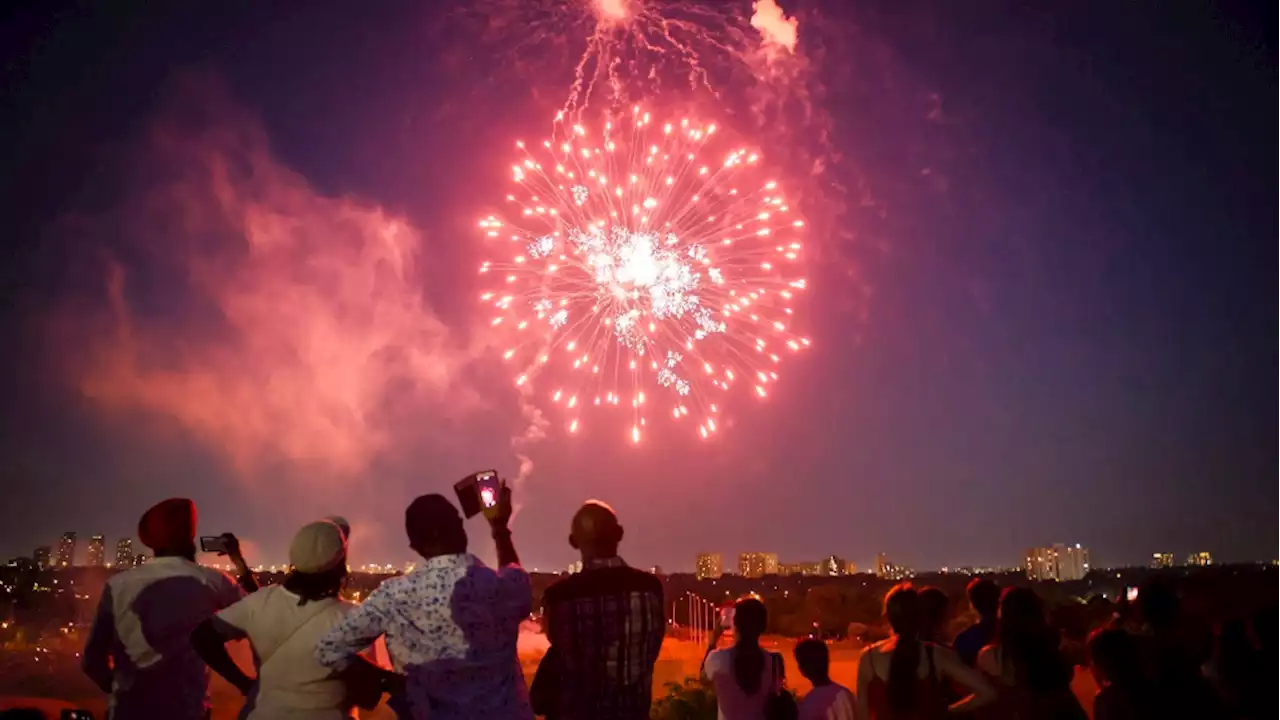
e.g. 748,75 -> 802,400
138,498 -> 197,551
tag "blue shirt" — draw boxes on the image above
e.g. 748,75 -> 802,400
952,617 -> 996,667
315,553 -> 533,720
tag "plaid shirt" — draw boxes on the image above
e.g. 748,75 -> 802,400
541,557 -> 665,720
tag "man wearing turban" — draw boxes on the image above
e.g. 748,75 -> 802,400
81,498 -> 258,719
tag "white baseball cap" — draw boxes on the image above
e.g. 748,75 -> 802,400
289,520 -> 347,573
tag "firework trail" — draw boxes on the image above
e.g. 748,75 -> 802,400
480,106 -> 808,445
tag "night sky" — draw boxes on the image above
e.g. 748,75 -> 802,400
1,0 -> 1274,573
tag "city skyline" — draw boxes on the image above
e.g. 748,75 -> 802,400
7,524 -> 1254,573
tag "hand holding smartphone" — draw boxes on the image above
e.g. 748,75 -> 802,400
200,535 -> 230,555
453,470 -> 503,520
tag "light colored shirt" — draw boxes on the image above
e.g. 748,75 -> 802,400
316,553 -> 533,720
703,647 -> 782,720
799,683 -> 855,720
82,556 -> 243,720
215,585 -> 356,720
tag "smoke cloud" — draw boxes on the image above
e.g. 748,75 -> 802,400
60,81 -> 473,479
751,0 -> 799,56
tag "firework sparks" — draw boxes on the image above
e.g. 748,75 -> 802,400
480,107 -> 809,444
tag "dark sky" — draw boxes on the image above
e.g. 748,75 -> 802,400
1,0 -> 1274,573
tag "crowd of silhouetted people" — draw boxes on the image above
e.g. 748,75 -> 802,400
4,488 -> 1263,720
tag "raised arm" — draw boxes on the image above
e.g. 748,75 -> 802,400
81,585 -> 116,694
222,533 -> 258,594
488,480 -> 520,568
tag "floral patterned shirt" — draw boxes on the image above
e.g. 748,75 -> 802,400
315,553 -> 533,720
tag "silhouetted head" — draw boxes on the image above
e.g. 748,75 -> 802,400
884,583 -> 923,714
1089,627 -> 1143,688
999,587 -> 1047,637
1137,578 -> 1180,632
569,500 -> 623,561
794,638 -> 830,682
730,596 -> 769,696
404,494 -> 466,559
967,577 -> 1001,619
918,586 -> 949,640
884,583 -> 921,639
138,498 -> 198,560
997,586 -> 1071,694
733,596 -> 768,640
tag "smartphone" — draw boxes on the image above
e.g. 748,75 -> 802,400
454,470 -> 501,519
200,535 -> 229,554
1125,586 -> 1139,602
720,607 -> 735,629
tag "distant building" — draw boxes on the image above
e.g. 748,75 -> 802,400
33,546 -> 52,570
133,553 -> 149,566
845,561 -> 858,575
1151,552 -> 1174,569
115,538 -> 134,567
1187,551 -> 1212,567
649,565 -> 663,576
779,562 -> 821,576
695,553 -> 723,580
738,552 -> 779,578
86,535 -> 106,567
876,553 -> 909,580
1026,544 -> 1090,581
820,555 -> 847,576
567,560 -> 583,574
56,532 -> 76,567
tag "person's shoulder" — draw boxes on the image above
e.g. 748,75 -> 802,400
544,572 -> 579,600
192,562 -> 238,587
867,636 -> 896,655
373,572 -> 412,595
623,565 -> 664,591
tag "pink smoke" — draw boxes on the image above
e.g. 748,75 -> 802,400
751,0 -> 799,56
62,81 -> 473,478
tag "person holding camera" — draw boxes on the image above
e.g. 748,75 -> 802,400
316,481 -> 533,719
192,518 -> 403,719
81,497 -> 257,720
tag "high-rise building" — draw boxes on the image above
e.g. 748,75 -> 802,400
1025,544 -> 1090,581
133,553 -> 149,566
845,561 -> 858,575
695,553 -> 723,580
56,532 -> 77,567
86,535 -> 107,567
566,560 -> 583,574
1151,552 -> 1174,569
115,538 -> 135,567
820,555 -> 847,576
779,562 -> 821,576
875,553 -> 909,580
1187,551 -> 1212,567
33,546 -> 52,570
738,552 -> 779,578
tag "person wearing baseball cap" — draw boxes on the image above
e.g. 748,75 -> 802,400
193,520 -> 402,719
81,498 -> 255,720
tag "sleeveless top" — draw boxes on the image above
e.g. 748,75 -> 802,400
865,643 -> 949,720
